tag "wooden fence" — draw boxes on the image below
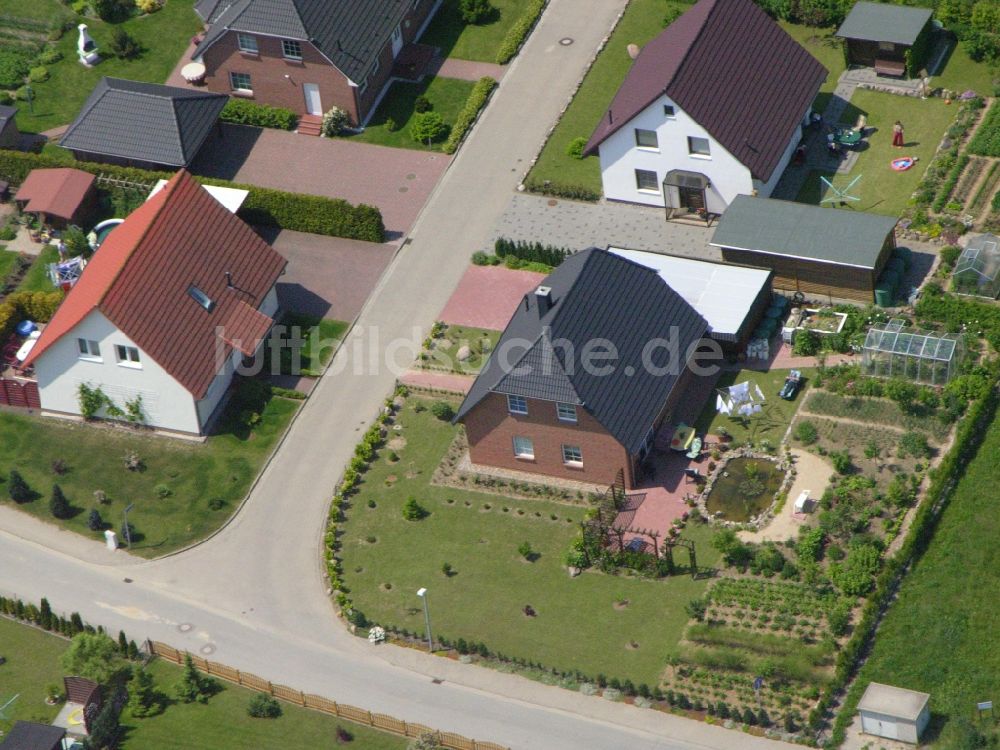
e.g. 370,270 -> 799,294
147,641 -> 508,750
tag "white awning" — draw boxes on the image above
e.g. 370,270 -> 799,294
147,179 -> 248,214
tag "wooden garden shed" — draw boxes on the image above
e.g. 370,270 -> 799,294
710,196 -> 896,303
836,2 -> 933,78
858,682 -> 930,744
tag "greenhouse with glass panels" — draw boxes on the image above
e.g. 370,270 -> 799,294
861,319 -> 962,385
952,234 -> 1000,299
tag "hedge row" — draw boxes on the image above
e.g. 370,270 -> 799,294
522,176 -> 600,202
442,76 -> 497,155
219,98 -> 297,131
0,150 -> 385,243
823,361 -> 1000,746
496,0 -> 546,64
0,290 -> 64,341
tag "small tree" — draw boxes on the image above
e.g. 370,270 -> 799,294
413,95 -> 432,113
402,497 -> 428,521
430,401 -> 454,421
62,633 -> 131,686
87,509 -> 104,531
863,439 -> 881,470
39,598 -> 53,631
50,484 -> 71,519
794,420 -> 818,445
175,653 -> 210,703
247,692 -> 282,718
127,667 -> 160,717
410,112 -> 447,146
459,0 -> 494,23
7,469 -> 32,503
118,630 -> 129,655
517,541 -> 534,561
110,27 -> 141,59
84,700 -> 121,750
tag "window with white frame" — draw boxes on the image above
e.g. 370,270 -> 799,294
282,39 -> 303,60
513,436 -> 535,459
77,338 -> 101,360
229,72 -> 252,93
634,128 -> 658,149
115,345 -> 140,366
556,402 -> 577,423
664,104 -> 676,118
237,33 -> 258,54
562,444 -> 583,465
507,394 -> 528,415
688,136 -> 711,156
635,169 -> 658,191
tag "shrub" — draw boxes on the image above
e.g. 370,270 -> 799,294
566,136 -> 588,159
794,420 -> 818,445
830,544 -> 880,596
50,484 -> 71,519
110,28 -> 141,60
321,106 -> 350,136
430,401 -> 454,421
154,484 -> 172,499
62,632 -> 130,685
410,112 -> 447,145
14,86 -> 32,102
494,237 -> 571,266
792,329 -> 820,356
6,470 -> 32,503
87,509 -> 103,531
414,95 -> 432,113
128,667 -> 161,717
685,597 -> 707,621
220,99 -> 297,130
402,497 -> 428,521
92,0 -> 134,21
829,449 -> 853,474
443,76 -> 496,154
28,66 -> 50,83
385,117 -> 397,132
898,430 -> 931,459
712,528 -> 752,569
523,176 -> 600,201
460,0 -> 494,24
0,49 -> 30,89
136,0 -> 163,12
247,693 -> 282,718
62,226 -> 89,257
496,0 -> 546,64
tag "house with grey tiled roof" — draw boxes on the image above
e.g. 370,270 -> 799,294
583,0 -> 826,219
455,247 -> 709,489
192,0 -> 441,127
59,78 -> 228,170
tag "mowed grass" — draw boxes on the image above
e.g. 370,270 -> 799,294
693,368 -> 810,447
119,660 -> 406,750
270,315 -> 348,376
12,1 -> 201,133
0,386 -> 298,557
0,0 -> 65,21
932,40 -> 999,99
0,617 -> 66,734
420,0 -> 535,62
0,249 -> 19,282
348,77 -> 475,151
795,92 -> 957,217
341,398 -> 721,686
15,246 -> 58,292
779,22 -> 845,116
850,412 -> 1000,746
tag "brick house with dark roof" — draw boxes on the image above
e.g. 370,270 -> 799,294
193,0 -> 441,125
25,170 -> 286,436
584,0 -> 826,218
455,248 -> 709,489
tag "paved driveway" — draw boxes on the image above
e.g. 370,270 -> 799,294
438,265 -> 545,330
192,124 -> 450,239
260,228 -> 396,321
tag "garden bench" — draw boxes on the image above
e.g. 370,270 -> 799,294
874,58 -> 906,77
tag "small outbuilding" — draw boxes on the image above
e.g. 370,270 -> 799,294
14,168 -> 97,229
836,2 -> 933,78
858,682 -> 930,744
710,196 -> 896,303
0,721 -> 66,750
953,233 -> 1000,299
0,104 -> 20,150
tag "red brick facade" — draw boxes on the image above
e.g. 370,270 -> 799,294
199,0 -> 438,125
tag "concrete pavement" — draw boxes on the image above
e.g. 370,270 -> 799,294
0,2 -> 800,748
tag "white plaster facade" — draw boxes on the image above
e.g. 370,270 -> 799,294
33,286 -> 280,436
596,94 -> 805,213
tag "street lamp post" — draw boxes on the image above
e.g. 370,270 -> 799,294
122,503 -> 135,549
416,587 -> 432,653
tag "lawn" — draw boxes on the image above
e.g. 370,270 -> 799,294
0,381 -> 298,557
340,396 -> 721,686
0,617 -> 66,734
420,0 -> 534,62
693,368 -> 810,448
0,249 -> 18,284
848,411 -> 1000,747
269,315 -> 348,377
795,92 -> 958,217
10,1 -> 201,133
16,246 -> 58,292
348,76 -> 475,151
0,0 -> 67,22
778,22 -> 845,116
932,40 -> 999,99
119,660 -> 406,750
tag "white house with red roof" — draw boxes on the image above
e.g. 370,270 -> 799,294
24,170 -> 286,436
583,0 -> 826,217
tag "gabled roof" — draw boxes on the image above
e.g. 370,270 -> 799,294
0,721 -> 65,750
195,0 -> 415,84
195,0 -> 230,21
0,104 -> 17,130
26,171 -> 286,398
836,2 -> 932,46
584,0 -> 827,182
59,78 -> 228,168
14,168 -> 95,221
709,196 -> 897,269
456,248 -> 708,455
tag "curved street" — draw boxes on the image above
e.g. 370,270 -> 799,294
1,2 -> 796,748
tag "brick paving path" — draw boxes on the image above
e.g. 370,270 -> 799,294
400,369 -> 474,394
434,58 -> 507,82
438,264 -> 545,330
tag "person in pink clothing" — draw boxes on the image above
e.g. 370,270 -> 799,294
892,121 -> 904,147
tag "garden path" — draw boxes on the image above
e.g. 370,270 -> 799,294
739,448 -> 832,544
433,57 -> 507,82
399,369 -> 474,394
794,407 -> 908,434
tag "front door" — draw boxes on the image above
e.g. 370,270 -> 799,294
303,84 -> 322,116
678,185 -> 705,213
391,24 -> 404,58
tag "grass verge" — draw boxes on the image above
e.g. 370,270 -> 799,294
420,0 -> 534,62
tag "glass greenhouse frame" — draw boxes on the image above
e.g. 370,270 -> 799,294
861,319 -> 963,385
953,234 -> 1000,299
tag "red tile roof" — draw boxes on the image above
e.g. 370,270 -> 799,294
584,0 -> 827,182
26,170 -> 286,397
14,168 -> 95,221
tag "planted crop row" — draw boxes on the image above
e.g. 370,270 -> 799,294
969,161 -> 1000,215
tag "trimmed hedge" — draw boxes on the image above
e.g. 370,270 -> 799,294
442,76 -> 496,155
522,176 -> 600,201
496,0 -> 546,64
0,150 -> 385,243
219,98 -> 297,131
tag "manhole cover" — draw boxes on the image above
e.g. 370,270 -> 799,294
547,199 -> 558,207
200,644 -> 216,655
406,173 -> 416,180
399,186 -> 409,193
177,623 -> 193,633
559,37 -> 574,46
